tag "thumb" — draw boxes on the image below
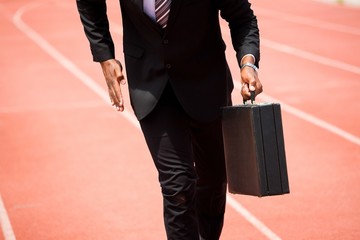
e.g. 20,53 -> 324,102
115,60 -> 126,85
249,78 -> 256,92
119,76 -> 126,85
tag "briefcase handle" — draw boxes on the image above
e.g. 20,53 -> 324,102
243,91 -> 256,104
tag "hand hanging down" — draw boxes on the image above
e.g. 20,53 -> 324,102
240,55 -> 263,101
100,59 -> 126,112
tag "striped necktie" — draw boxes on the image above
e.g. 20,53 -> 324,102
155,0 -> 171,28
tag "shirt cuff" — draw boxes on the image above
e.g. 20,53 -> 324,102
240,54 -> 256,65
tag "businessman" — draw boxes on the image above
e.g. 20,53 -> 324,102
76,0 -> 262,239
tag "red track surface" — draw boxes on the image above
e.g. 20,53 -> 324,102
0,0 -> 359,239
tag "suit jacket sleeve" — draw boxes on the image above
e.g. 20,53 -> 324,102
218,0 -> 260,67
76,0 -> 115,62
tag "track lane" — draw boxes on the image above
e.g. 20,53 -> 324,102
0,0 -> 356,239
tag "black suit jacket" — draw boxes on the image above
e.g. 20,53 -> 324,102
77,0 -> 260,121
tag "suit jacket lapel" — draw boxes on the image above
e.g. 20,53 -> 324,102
127,0 -> 163,34
126,0 -> 181,36
131,0 -> 143,11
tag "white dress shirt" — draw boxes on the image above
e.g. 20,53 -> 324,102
143,0 -> 156,21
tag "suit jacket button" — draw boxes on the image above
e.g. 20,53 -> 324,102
166,64 -> 171,69
163,39 -> 169,44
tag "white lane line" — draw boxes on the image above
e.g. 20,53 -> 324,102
233,81 -> 360,146
255,7 -> 360,36
261,38 -> 360,75
226,196 -> 281,240
13,3 -> 282,240
0,100 -> 105,114
12,2 -> 136,125
220,26 -> 360,75
0,195 -> 16,240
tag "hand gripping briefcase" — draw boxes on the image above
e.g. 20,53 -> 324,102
221,93 -> 290,197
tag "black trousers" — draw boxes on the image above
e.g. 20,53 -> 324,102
139,83 -> 227,240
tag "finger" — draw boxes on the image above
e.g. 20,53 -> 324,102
241,69 -> 262,99
118,74 -> 126,85
117,90 -> 124,112
241,83 -> 251,100
117,75 -> 126,86
115,60 -> 126,85
109,93 -> 123,111
108,87 -> 119,106
107,67 -> 122,100
248,74 -> 257,92
253,74 -> 263,96
256,81 -> 263,96
241,72 -> 254,98
107,78 -> 121,105
111,80 -> 124,112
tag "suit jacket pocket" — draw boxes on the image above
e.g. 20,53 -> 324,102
123,43 -> 144,59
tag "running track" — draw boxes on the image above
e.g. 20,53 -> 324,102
0,0 -> 359,239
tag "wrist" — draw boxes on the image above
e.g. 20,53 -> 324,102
240,62 -> 258,72
240,54 -> 256,65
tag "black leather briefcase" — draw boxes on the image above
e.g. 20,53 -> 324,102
221,95 -> 290,197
